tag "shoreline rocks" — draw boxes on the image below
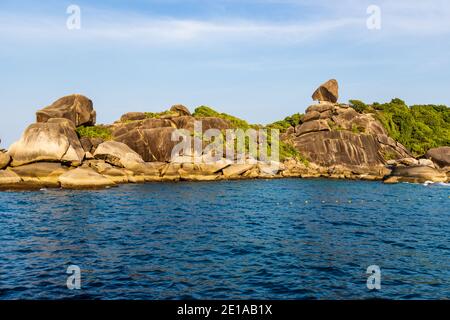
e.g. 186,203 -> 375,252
383,166 -> 447,184
1,90 -> 449,190
8,118 -> 85,167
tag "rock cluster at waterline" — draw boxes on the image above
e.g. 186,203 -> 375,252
1,83 -> 449,190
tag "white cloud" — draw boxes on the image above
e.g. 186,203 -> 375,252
0,0 -> 449,47
0,12 -> 362,46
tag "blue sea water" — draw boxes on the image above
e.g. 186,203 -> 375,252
0,179 -> 449,300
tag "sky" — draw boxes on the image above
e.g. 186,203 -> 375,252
1,0 -> 450,147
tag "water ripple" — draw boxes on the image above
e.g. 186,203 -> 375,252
0,179 -> 449,299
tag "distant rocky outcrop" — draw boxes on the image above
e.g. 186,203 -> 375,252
1,85 -> 449,190
283,102 -> 411,171
312,79 -> 339,103
111,112 -> 232,162
36,94 -> 96,127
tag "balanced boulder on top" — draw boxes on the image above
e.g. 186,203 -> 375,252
312,79 -> 339,103
36,94 -> 96,127
170,104 -> 191,117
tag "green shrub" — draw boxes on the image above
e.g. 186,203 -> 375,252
193,106 -> 252,129
267,113 -> 304,132
76,125 -> 112,140
349,100 -> 369,113
144,111 -> 177,119
355,98 -> 450,156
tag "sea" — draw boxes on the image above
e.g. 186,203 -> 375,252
0,179 -> 449,299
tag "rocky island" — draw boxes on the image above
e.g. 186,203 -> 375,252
1,80 -> 449,190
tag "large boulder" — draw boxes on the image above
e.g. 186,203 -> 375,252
120,112 -> 147,122
293,130 -> 386,167
112,118 -> 173,138
58,168 -> 116,189
36,94 -> 96,127
111,115 -> 232,162
142,128 -> 179,162
384,166 -> 447,184
170,104 -> 191,117
114,127 -> 179,162
425,147 -> 450,168
0,152 -> 11,169
296,119 -> 331,136
284,102 -> 411,168
93,141 -> 145,169
8,118 -> 85,167
312,79 -> 339,103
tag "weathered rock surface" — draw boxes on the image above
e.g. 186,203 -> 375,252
120,112 -> 147,122
284,103 -> 411,169
93,141 -> 144,169
110,111 -> 232,162
0,152 -> 11,169
296,119 -> 331,136
384,166 -> 447,184
8,162 -> 68,187
425,147 -> 450,168
112,118 -> 174,138
2,90 -> 448,190
58,168 -> 116,189
115,127 -> 179,162
312,79 -> 339,103
8,118 -> 85,167
170,104 -> 191,116
36,94 -> 96,127
223,164 -> 255,177
0,170 -> 22,186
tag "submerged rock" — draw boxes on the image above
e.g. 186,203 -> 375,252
36,94 -> 96,127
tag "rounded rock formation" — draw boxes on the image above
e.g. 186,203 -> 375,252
36,94 -> 96,127
170,104 -> 191,117
8,118 -> 85,167
312,79 -> 339,103
425,147 -> 450,168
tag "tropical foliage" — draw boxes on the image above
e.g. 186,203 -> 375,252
349,98 -> 450,156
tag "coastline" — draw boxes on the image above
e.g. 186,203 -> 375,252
1,86 -> 449,191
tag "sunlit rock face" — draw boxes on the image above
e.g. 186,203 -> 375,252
284,102 -> 411,168
36,94 -> 96,127
312,79 -> 339,103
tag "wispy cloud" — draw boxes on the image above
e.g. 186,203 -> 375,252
0,13 -> 361,46
0,0 -> 449,47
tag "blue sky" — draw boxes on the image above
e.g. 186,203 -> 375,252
1,0 -> 450,147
